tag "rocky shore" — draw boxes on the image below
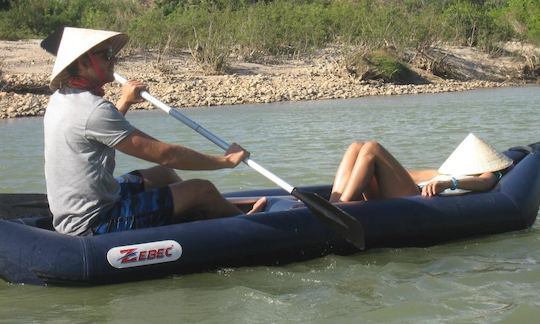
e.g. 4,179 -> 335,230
1,40 -> 537,119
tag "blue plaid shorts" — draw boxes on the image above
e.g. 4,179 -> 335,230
93,171 -> 174,235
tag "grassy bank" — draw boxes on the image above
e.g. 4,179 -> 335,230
1,0 -> 539,77
1,0 -> 539,50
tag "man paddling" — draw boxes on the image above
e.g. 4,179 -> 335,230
44,27 -> 249,236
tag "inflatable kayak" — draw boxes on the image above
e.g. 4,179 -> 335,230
1,142 -> 539,286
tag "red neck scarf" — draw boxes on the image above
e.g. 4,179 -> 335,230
67,52 -> 108,97
67,76 -> 105,97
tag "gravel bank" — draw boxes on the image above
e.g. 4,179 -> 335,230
0,40 -> 529,119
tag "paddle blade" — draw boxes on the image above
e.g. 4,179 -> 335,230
292,188 -> 365,250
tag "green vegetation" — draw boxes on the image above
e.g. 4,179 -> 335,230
344,49 -> 424,84
1,0 -> 539,74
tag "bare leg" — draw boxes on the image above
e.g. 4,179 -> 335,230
330,142 -> 365,202
331,141 -> 419,202
137,166 -> 182,190
362,177 -> 380,201
169,179 -> 243,221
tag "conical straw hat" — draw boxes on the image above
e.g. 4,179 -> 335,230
50,27 -> 128,90
438,133 -> 513,175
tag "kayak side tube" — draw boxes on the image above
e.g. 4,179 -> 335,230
0,222 -> 88,285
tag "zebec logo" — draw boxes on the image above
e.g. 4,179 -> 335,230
107,240 -> 182,269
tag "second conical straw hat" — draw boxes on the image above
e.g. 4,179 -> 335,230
438,133 -> 513,175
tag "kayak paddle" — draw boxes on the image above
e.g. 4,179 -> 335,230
38,28 -> 365,250
114,73 -> 365,249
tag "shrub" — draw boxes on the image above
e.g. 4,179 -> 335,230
127,9 -> 172,50
189,19 -> 233,75
345,48 -> 421,84
0,0 -> 538,57
0,8 -> 32,39
2,0 -> 87,38
505,0 -> 540,45
0,0 -> 144,39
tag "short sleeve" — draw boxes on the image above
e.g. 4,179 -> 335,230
85,101 -> 135,147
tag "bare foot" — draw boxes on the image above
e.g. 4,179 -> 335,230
247,197 -> 267,215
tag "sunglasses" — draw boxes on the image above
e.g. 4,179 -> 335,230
91,47 -> 115,61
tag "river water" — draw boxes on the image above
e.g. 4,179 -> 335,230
0,86 -> 539,323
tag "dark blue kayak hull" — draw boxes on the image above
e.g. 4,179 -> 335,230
1,143 -> 539,286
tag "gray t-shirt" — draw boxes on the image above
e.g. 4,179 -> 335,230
44,88 -> 135,235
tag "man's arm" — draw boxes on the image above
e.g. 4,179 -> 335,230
115,128 -> 248,170
115,80 -> 147,115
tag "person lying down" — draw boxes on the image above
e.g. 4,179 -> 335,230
246,133 -> 513,214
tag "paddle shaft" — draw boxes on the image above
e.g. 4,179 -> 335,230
114,73 -> 294,193
114,73 -> 365,250
39,29 -> 364,249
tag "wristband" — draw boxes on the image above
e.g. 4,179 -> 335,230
450,177 -> 459,190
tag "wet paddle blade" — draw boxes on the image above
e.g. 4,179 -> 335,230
292,188 -> 365,250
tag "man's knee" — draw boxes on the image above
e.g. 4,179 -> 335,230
195,178 -> 215,189
169,179 -> 220,213
184,179 -> 219,196
160,167 -> 182,182
139,166 -> 182,186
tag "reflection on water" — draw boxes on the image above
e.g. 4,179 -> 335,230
0,86 -> 539,322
